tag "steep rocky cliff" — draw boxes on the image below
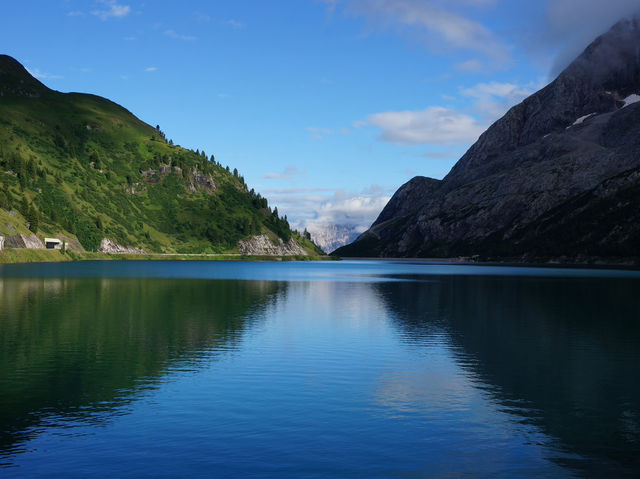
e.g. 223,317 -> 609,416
335,17 -> 640,263
237,234 -> 307,256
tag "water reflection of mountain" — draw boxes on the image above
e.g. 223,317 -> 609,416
0,278 -> 284,463
375,276 -> 640,477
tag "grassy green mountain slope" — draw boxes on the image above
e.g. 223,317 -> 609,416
0,55 -> 321,255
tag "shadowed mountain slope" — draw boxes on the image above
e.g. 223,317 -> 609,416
335,17 -> 640,263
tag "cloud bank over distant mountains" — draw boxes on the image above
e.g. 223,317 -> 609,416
263,186 -> 392,251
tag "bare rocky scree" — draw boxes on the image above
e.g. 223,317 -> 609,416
98,238 -> 147,255
237,235 -> 307,256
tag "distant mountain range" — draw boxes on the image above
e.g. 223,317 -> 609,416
307,223 -> 362,253
335,17 -> 640,264
0,55 -> 321,255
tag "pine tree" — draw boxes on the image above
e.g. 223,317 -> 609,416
20,196 -> 29,215
26,204 -> 39,233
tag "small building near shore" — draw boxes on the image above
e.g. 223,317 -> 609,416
44,238 -> 63,250
0,235 -> 4,251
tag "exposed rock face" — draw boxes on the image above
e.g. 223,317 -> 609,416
98,238 -> 146,255
237,235 -> 307,256
186,169 -> 216,193
141,166 -> 216,193
5,234 -> 45,249
335,17 -> 640,263
124,183 -> 145,195
0,235 -> 4,250
308,224 -> 362,253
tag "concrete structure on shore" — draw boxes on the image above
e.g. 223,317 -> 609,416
44,238 -> 63,250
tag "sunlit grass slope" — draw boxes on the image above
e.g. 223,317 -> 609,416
0,55 -> 322,255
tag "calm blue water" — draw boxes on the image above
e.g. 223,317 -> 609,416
0,260 -> 639,477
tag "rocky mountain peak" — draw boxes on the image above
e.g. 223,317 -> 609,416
444,16 -> 640,191
565,15 -> 640,91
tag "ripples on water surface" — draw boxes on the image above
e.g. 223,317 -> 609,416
0,260 -> 639,478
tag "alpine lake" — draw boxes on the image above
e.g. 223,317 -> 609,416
0,260 -> 639,478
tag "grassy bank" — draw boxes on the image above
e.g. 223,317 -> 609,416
0,248 -> 335,264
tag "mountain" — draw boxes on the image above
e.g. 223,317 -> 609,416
0,55 -> 322,255
335,17 -> 640,263
307,223 -> 363,253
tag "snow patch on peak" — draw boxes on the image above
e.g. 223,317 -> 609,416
622,94 -> 640,108
567,113 -> 596,129
573,113 -> 597,125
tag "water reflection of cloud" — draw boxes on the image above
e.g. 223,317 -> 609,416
272,281 -> 390,333
373,361 -> 474,417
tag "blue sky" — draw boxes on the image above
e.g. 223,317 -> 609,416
3,0 -> 640,236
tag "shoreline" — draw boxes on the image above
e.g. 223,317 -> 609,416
0,249 -> 334,264
329,256 -> 640,271
1,249 -> 639,271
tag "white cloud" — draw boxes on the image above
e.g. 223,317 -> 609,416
164,29 -> 197,41
460,81 -> 541,119
335,0 -> 510,66
264,188 -> 392,230
360,184 -> 388,196
261,165 -> 306,180
322,0 -> 339,14
456,59 -> 484,72
366,107 -> 486,145
261,184 -> 394,250
421,151 -> 456,160
262,187 -> 336,195
306,191 -> 391,231
26,68 -> 63,80
306,127 -> 335,139
144,67 -> 158,72
195,12 -> 212,23
306,126 -> 352,139
363,79 -> 543,147
92,0 -> 131,20
227,19 -> 246,29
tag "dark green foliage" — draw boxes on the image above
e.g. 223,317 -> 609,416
20,196 -> 28,216
26,204 -> 39,233
0,191 -> 9,209
75,218 -> 101,252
